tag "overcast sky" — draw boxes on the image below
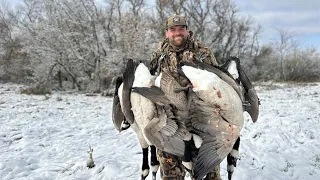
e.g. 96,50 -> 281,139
4,0 -> 320,50
233,0 -> 320,50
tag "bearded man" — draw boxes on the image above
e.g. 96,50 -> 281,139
149,15 -> 222,180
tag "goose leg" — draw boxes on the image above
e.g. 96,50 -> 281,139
182,140 -> 192,167
150,145 -> 159,180
227,137 -> 240,180
141,147 -> 150,180
131,123 -> 150,179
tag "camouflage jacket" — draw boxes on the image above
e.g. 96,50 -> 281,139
149,32 -> 217,83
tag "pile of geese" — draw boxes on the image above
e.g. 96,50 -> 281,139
112,57 -> 260,180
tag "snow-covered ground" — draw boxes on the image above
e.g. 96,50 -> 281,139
1,82 -> 320,180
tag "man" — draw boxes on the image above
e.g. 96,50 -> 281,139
149,15 -> 222,180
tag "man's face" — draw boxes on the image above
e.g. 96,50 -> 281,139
166,26 -> 189,47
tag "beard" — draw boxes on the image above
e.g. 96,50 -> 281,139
169,35 -> 188,47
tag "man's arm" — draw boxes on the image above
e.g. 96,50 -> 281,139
149,41 -> 164,75
204,49 -> 218,66
198,44 -> 218,66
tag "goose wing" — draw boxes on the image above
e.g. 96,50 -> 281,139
132,86 -> 172,106
190,98 -> 242,180
132,72 -> 188,111
179,63 -> 244,179
193,134 -> 234,180
132,87 -> 186,156
132,73 -> 188,157
133,86 -> 187,156
160,71 -> 188,110
180,64 -> 244,126
121,59 -> 136,124
112,76 -> 126,132
144,104 -> 186,157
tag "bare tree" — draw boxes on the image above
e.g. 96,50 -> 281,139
284,46 -> 320,82
0,2 -> 31,83
272,29 -> 298,81
1,0 -> 319,90
183,0 -> 211,43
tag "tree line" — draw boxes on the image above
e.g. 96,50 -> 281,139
0,0 -> 319,94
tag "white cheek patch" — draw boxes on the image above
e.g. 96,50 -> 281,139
227,61 -> 239,80
155,73 -> 162,87
192,134 -> 203,148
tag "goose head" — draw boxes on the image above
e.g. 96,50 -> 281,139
133,63 -> 155,88
112,76 -> 127,132
223,56 -> 260,122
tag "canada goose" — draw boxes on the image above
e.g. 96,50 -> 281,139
176,57 -> 260,180
177,61 -> 244,180
114,58 -> 258,179
112,59 -> 159,180
114,59 -> 188,179
132,70 -> 199,170
124,62 -> 187,157
133,58 -> 255,180
220,57 -> 260,180
113,73 -> 157,179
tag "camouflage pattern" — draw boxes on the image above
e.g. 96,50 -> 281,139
150,31 -> 221,180
205,166 -> 222,180
157,150 -> 186,180
149,32 -> 218,84
158,149 -> 222,180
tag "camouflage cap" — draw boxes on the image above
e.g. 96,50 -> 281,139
166,15 -> 187,29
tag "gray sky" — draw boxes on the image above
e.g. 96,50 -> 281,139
233,0 -> 320,50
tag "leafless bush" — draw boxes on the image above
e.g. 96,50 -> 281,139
20,81 -> 51,95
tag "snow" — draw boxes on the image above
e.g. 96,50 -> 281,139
1,82 -> 320,180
